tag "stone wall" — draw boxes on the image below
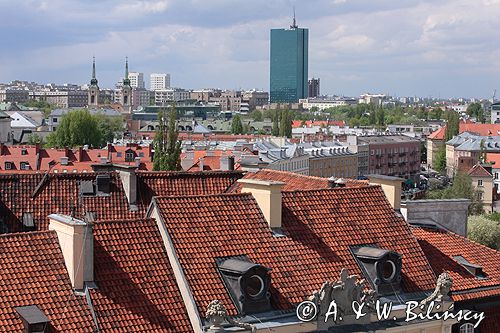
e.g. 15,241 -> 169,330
401,199 -> 470,236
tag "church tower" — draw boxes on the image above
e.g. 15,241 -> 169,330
121,57 -> 132,113
88,57 -> 99,107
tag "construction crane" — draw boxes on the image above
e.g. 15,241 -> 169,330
492,89 -> 497,103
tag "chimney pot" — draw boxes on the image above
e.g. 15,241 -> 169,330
48,214 -> 93,290
237,179 -> 284,228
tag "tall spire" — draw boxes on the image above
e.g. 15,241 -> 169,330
123,57 -> 130,86
290,6 -> 298,29
90,56 -> 98,86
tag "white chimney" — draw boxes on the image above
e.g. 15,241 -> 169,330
116,165 -> 137,207
238,179 -> 285,228
48,214 -> 93,290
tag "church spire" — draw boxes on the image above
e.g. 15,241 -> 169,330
290,6 -> 298,29
90,56 -> 98,87
123,57 -> 130,86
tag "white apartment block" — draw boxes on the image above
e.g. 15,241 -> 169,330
128,72 -> 145,89
150,73 -> 171,91
154,88 -> 190,105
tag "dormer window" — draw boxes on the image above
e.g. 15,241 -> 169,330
15,305 -> 50,333
216,256 -> 272,314
20,162 -> 30,170
22,212 -> 35,232
116,152 -> 122,157
453,256 -> 487,279
21,148 -> 28,155
351,245 -> 402,295
4,162 -> 13,170
125,151 -> 134,162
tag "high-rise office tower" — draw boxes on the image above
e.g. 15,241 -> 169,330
128,72 -> 145,89
270,13 -> 308,103
308,78 -> 320,98
150,73 -> 171,91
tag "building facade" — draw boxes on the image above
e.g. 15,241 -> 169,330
150,73 -> 171,91
270,17 -> 308,103
128,72 -> 145,89
308,77 -> 320,97
0,89 -> 29,103
491,102 -> 500,123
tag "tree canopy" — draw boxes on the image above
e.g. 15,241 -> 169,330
231,114 -> 243,134
152,104 -> 182,171
468,215 -> 500,250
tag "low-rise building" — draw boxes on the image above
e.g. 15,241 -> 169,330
0,89 -> 29,103
301,142 -> 358,178
30,90 -> 87,108
468,163 -> 494,213
299,96 -> 357,110
0,111 -> 12,143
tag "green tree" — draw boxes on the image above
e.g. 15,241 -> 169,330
376,107 -> 385,126
250,110 -> 263,122
479,139 -> 487,163
272,111 -> 280,136
466,103 -> 484,122
94,113 -> 124,144
152,104 -> 182,171
445,112 -> 460,141
26,133 -> 43,145
468,215 -> 500,250
279,109 -> 292,138
433,145 -> 447,173
46,109 -> 101,148
231,114 -> 243,134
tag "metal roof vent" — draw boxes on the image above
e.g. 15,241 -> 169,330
80,180 -> 95,196
15,305 -> 50,333
216,256 -> 272,315
453,256 -> 487,279
351,245 -> 402,295
22,212 -> 35,232
96,174 -> 111,195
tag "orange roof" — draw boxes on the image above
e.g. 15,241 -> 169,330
153,187 -> 437,316
486,153 -> 500,167
0,231 -> 95,331
291,120 -> 345,128
428,126 -> 446,140
413,227 -> 500,303
90,219 -> 192,332
459,123 -> 500,136
228,169 -> 368,192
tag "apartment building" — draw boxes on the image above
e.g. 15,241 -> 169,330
150,73 -> 171,91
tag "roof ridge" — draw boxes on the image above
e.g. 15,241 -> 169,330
94,218 -> 156,225
282,184 -> 379,195
0,230 -> 55,239
155,192 -> 251,200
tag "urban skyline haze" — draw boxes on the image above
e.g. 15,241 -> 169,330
0,0 -> 499,99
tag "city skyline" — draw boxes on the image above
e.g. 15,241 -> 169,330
0,0 -> 499,98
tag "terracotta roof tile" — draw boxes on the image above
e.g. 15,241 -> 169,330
467,163 -> 493,177
0,172 -> 140,232
154,186 -> 436,316
90,219 -> 192,332
412,227 -> 500,302
0,231 -> 95,331
427,126 -> 446,140
228,169 -> 368,192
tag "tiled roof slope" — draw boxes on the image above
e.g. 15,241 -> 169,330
0,172 -> 140,232
90,219 -> 192,332
0,231 -> 95,331
154,186 -> 436,316
427,126 -> 446,140
136,170 -> 243,210
467,163 -> 493,177
412,227 -> 500,302
228,169 -> 368,192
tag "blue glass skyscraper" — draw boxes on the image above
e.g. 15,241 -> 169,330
270,16 -> 308,103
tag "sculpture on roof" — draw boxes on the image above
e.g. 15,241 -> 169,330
309,268 -> 378,323
420,272 -> 453,306
205,300 -> 256,333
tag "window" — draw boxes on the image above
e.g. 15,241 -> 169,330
20,162 -> 29,170
478,180 -> 483,187
478,192 -> 483,200
496,173 -> 499,180
21,149 -> 27,155
139,152 -> 144,157
459,323 -> 474,333
4,162 -> 12,170
53,117 -> 58,123
125,152 -> 134,162
116,152 -> 122,157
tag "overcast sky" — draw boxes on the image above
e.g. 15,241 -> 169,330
1,0 -> 499,98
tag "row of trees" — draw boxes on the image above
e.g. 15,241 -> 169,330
232,109 -> 292,137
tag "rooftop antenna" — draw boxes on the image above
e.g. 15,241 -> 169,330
290,6 -> 298,29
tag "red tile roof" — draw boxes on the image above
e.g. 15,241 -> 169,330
468,163 -> 493,177
136,170 -> 244,210
291,120 -> 345,128
0,231 -> 95,331
0,172 -> 141,232
153,186 -> 436,316
459,123 -> 500,136
90,219 -> 192,332
412,227 -> 500,302
486,153 -> 500,168
228,169 -> 368,192
427,126 -> 446,140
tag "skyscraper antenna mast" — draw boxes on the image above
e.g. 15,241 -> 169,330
290,6 -> 298,29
